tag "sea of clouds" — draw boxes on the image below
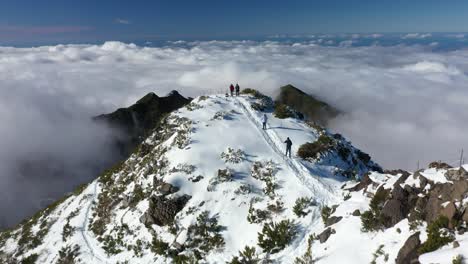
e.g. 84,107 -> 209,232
1,39 -> 468,227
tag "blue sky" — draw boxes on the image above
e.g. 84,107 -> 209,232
1,0 -> 468,45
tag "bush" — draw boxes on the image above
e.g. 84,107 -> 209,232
419,216 -> 455,254
229,246 -> 261,264
57,245 -> 80,264
241,88 -> 264,98
151,236 -> 169,255
274,103 -> 295,119
452,255 -> 463,264
361,189 -> 390,232
294,234 -> 314,264
297,135 -> 335,160
247,204 -> 271,224
185,211 -> 225,259
321,206 -> 333,223
258,220 -> 297,254
294,197 -> 315,217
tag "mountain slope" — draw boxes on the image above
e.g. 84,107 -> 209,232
94,90 -> 191,156
275,84 -> 340,126
6,93 -> 460,264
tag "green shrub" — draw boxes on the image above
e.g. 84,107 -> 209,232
229,246 -> 260,264
21,254 -> 38,264
297,135 -> 335,160
419,216 -> 455,254
258,220 -> 297,254
185,211 -> 225,259
294,234 -> 314,264
274,104 -> 295,119
151,236 -> 169,255
361,189 -> 390,232
241,88 -> 263,98
321,206 -> 333,223
57,245 -> 80,264
293,197 -> 314,217
452,255 -> 463,264
247,204 -> 271,224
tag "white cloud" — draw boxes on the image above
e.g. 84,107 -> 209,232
114,18 -> 131,25
402,33 -> 432,39
2,40 -> 468,226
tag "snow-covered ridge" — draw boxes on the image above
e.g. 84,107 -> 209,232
0,93 -> 408,263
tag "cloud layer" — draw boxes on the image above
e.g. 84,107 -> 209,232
1,40 -> 468,226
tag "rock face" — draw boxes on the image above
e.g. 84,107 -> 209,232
154,177 -> 180,196
428,161 -> 452,170
395,232 -> 421,264
141,195 -> 191,226
381,185 -> 411,227
275,84 -> 340,126
325,216 -> 343,227
94,90 -> 191,156
318,228 -> 335,243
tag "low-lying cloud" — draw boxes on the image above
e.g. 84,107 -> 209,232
1,40 -> 468,227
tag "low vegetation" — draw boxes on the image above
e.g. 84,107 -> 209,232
293,197 -> 315,217
258,220 -> 297,254
295,234 -> 314,264
274,103 -> 295,119
297,134 -> 335,160
419,216 -> 455,254
228,246 -> 261,264
361,189 -> 390,232
184,211 -> 225,259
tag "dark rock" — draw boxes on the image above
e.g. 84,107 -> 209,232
445,167 -> 468,181
385,169 -> 411,177
440,202 -> 457,228
453,241 -> 460,248
94,91 -> 191,157
325,216 -> 343,227
463,209 -> 468,223
140,195 -> 191,226
347,172 -> 373,192
352,209 -> 361,216
395,232 -> 421,264
153,177 -> 179,195
318,227 -> 335,243
275,84 -> 340,126
428,161 -> 452,170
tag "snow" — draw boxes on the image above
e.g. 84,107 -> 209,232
1,93 -> 467,263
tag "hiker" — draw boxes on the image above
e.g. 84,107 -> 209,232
284,137 -> 292,158
229,84 -> 234,96
235,83 -> 240,96
262,114 -> 268,130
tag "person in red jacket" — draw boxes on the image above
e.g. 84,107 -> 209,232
229,84 -> 234,96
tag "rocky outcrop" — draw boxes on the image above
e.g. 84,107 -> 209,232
325,216 -> 343,227
381,185 -> 410,227
140,195 -> 191,226
153,177 -> 179,195
94,90 -> 191,157
395,232 -> 421,264
318,227 -> 335,243
445,167 -> 468,181
428,161 -> 452,170
275,84 -> 340,126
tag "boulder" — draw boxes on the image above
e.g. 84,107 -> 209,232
395,232 -> 421,264
140,195 -> 191,226
352,209 -> 361,216
153,177 -> 179,195
428,161 -> 452,170
381,185 -> 410,227
453,241 -> 460,248
463,209 -> 468,223
347,172 -> 373,192
318,227 -> 335,243
445,167 -> 468,181
325,216 -> 343,227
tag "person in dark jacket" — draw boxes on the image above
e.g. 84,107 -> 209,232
229,84 -> 234,96
235,83 -> 240,96
262,114 -> 268,130
284,137 -> 292,158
